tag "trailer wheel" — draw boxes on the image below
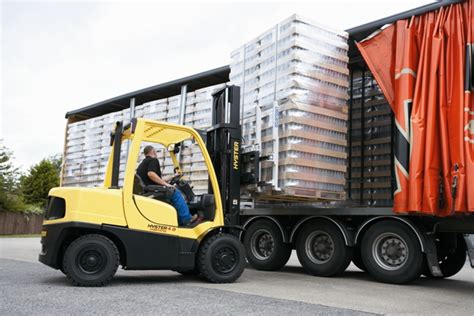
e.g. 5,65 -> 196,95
296,221 -> 352,277
63,234 -> 119,287
424,234 -> 467,279
197,233 -> 245,283
243,219 -> 291,271
361,221 -> 423,284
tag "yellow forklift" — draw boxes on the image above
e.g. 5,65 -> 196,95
39,87 -> 246,286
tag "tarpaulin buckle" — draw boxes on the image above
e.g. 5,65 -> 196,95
451,163 -> 459,214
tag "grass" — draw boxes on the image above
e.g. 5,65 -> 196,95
0,234 -> 41,238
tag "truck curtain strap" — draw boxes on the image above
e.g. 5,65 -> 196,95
356,0 -> 474,215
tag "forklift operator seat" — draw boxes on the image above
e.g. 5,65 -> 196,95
134,174 -> 215,221
133,174 -> 175,201
133,174 -> 147,195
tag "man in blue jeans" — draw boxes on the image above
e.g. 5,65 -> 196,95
136,145 -> 198,226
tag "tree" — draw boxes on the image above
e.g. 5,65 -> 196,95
0,140 -> 24,212
0,140 -> 19,192
21,158 -> 60,208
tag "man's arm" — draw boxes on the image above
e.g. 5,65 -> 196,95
147,171 -> 172,187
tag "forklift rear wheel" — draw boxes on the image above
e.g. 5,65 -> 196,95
244,219 -> 291,271
197,233 -> 245,283
296,221 -> 352,277
361,220 -> 423,284
63,234 -> 119,287
424,234 -> 467,279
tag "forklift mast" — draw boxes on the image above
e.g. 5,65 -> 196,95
206,86 -> 242,226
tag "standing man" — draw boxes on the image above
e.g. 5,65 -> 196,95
136,145 -> 197,226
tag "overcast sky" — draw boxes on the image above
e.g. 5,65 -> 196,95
1,0 -> 433,170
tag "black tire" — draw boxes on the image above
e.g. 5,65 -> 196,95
352,245 -> 366,271
63,234 -> 119,287
361,220 -> 423,284
424,235 -> 467,279
243,219 -> 291,271
296,221 -> 352,277
197,233 -> 245,283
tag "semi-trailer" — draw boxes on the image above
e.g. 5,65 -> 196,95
42,0 -> 474,285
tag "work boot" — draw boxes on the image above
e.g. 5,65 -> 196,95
190,215 -> 204,225
182,214 -> 198,227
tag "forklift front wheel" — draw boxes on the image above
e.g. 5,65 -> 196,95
197,233 -> 245,283
63,234 -> 119,287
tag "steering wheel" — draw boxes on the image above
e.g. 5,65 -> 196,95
169,173 -> 184,185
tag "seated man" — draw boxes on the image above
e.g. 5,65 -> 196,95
136,145 -> 198,226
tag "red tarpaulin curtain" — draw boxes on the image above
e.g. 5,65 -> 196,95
357,0 -> 474,216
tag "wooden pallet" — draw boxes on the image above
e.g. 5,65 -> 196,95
254,186 -> 346,202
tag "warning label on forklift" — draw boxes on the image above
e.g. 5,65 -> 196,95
148,224 -> 176,233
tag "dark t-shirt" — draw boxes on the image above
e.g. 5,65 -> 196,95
136,156 -> 162,186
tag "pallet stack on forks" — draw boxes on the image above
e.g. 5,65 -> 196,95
230,14 -> 349,201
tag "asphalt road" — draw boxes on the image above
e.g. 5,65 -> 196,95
1,237 -> 473,315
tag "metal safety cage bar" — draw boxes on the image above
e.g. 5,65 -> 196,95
109,121 -> 124,189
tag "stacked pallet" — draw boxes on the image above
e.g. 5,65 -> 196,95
64,110 -> 128,187
347,69 -> 393,207
63,83 -> 226,193
230,14 -> 349,201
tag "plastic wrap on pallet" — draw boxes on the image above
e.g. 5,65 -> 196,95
230,14 -> 348,201
62,82 -> 227,191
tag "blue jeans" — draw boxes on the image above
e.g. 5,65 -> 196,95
170,190 -> 192,225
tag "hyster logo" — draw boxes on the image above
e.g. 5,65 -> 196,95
233,141 -> 239,170
148,223 -> 176,233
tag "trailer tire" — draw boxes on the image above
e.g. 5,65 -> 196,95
198,233 -> 245,283
63,234 -> 119,287
424,235 -> 467,279
244,219 -> 291,271
296,221 -> 352,277
361,221 -> 423,284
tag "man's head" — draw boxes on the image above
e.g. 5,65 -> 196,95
143,145 -> 157,158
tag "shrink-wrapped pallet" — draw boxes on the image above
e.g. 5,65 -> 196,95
62,83 -> 226,194
230,14 -> 349,201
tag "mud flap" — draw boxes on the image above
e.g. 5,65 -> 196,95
424,232 -> 443,277
464,235 -> 474,268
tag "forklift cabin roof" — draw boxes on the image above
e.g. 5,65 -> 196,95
65,0 -> 462,120
126,119 -> 196,148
